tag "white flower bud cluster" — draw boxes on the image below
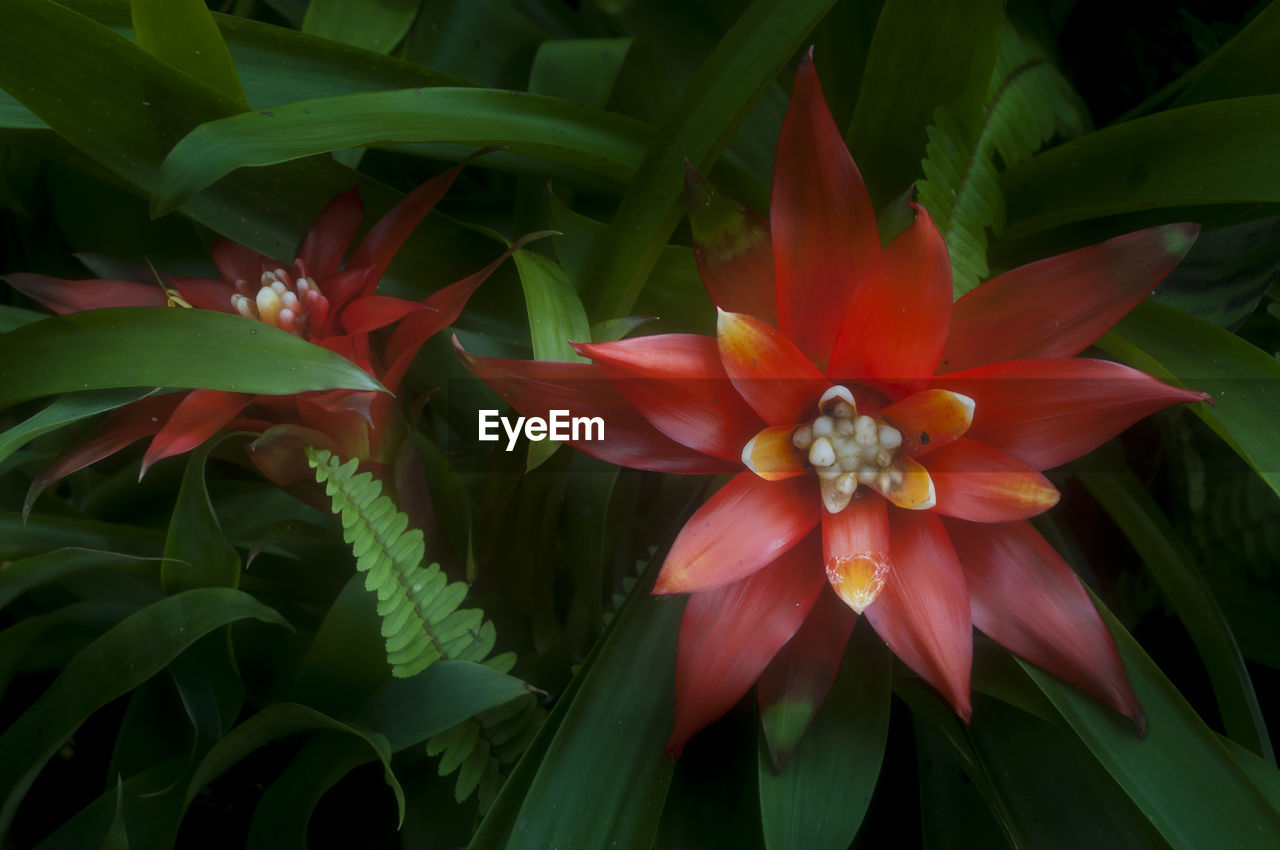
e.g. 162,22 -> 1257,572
229,262 -> 329,337
791,385 -> 905,513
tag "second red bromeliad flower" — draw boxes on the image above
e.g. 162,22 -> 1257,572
460,55 -> 1210,759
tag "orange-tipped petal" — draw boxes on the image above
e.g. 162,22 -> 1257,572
685,164 -> 777,325
823,493 -> 890,614
5,274 -> 167,313
877,389 -> 975,456
757,587 -> 858,770
934,358 -> 1212,470
667,534 -> 825,758
827,204 -> 952,389
210,239 -> 270,285
863,510 -> 972,721
716,309 -> 828,426
298,186 -> 364,280
23,395 -> 182,519
940,223 -> 1200,372
349,161 -> 467,295
171,277 -> 238,313
772,53 -> 879,365
140,390 -> 253,476
921,438 -> 1060,522
944,518 -> 1143,729
741,423 -> 808,481
655,472 -> 818,594
880,453 -> 937,511
576,334 -> 763,464
455,340 -> 735,475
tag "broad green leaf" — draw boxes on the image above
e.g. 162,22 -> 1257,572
403,0 -> 546,90
346,661 -> 532,751
588,0 -> 835,319
291,574 -> 391,715
529,37 -> 676,126
0,602 -> 134,702
162,441 -> 240,594
182,702 -> 403,822
847,0 -> 1005,209
1002,95 -> 1280,238
590,316 -> 654,343
153,88 -> 652,215
131,0 -> 247,105
0,305 -> 45,332
0,0 -> 493,298
303,0 -> 420,54
513,250 -> 591,470
31,762 -> 182,850
0,549 -> 157,612
1077,456 -> 1272,762
0,513 -> 164,560
0,307 -> 383,408
1171,2 -> 1280,107
0,388 -> 155,466
478,587 -> 681,849
1151,216 -> 1280,329
1022,596 -> 1280,850
758,624 -> 891,850
0,587 -> 289,831
100,776 -> 129,850
1098,299 -> 1280,501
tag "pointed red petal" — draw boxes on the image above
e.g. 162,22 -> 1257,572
668,533 -> 825,758
348,162 -> 466,295
877,389 -> 975,457
210,239 -> 271,284
921,438 -> 1060,522
315,268 -> 375,335
716,310 -> 828,426
340,294 -> 426,335
455,340 -> 735,475
864,510 -> 972,720
827,204 -> 952,388
140,390 -> 253,475
756,587 -> 857,769
298,187 -> 365,280
576,334 -> 763,463
24,395 -> 182,518
381,241 -> 524,390
171,277 -> 238,313
685,164 -> 777,325
944,518 -> 1143,727
5,274 -> 166,313
655,472 -> 818,594
934,359 -> 1211,470
941,224 -> 1200,372
823,493 -> 891,614
772,53 -> 880,365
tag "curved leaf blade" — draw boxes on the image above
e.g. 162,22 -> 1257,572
0,308 -> 384,408
0,388 -> 155,467
131,0 -> 247,105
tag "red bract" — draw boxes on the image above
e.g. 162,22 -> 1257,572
459,55 -> 1210,760
9,163 -> 515,517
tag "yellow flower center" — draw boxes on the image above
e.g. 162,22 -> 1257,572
230,264 -> 328,337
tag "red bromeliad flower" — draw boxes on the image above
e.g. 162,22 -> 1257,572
8,162 -> 516,518
459,54 -> 1210,761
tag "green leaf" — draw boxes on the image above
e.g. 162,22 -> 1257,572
529,37 -> 676,126
0,587 -> 289,831
0,513 -> 163,560
0,307 -> 384,408
513,249 -> 591,470
847,0 -> 1004,209
473,581 -> 681,848
152,88 -> 652,215
0,602 -> 134,702
302,0 -> 420,54
1150,216 -> 1280,329
1002,95 -> 1280,238
758,624 -> 891,850
292,574 -> 390,715
0,388 -> 155,467
100,775 -> 129,850
1170,2 -> 1280,108
1076,456 -> 1273,763
1021,596 -> 1280,850
1097,299 -> 1280,501
0,305 -> 45,332
588,0 -> 835,319
162,439 -> 241,594
0,549 -> 156,612
182,702 -> 403,823
131,0 -> 247,105
403,0 -> 545,90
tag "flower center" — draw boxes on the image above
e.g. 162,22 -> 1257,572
230,261 -> 329,338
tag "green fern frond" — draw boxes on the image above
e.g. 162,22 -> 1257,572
917,21 -> 1090,298
307,447 -> 542,807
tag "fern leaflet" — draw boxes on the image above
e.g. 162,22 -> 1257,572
917,20 -> 1090,297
